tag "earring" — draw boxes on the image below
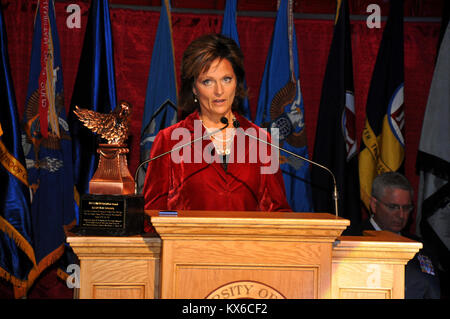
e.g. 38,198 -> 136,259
194,95 -> 198,103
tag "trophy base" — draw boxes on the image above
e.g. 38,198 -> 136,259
89,144 -> 135,195
72,194 -> 145,236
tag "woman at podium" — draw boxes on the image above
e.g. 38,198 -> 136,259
142,34 -> 291,212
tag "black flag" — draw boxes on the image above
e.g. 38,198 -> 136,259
311,0 -> 360,233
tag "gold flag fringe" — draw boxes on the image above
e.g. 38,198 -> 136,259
1,217 -> 77,298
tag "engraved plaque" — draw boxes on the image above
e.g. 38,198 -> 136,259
80,198 -> 125,229
74,194 -> 144,236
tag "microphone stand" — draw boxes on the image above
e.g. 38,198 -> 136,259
135,116 -> 339,217
240,127 -> 339,217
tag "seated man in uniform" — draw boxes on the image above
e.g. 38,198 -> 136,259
355,172 -> 440,299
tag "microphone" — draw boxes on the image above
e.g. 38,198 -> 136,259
134,116 -> 229,194
233,119 -> 339,217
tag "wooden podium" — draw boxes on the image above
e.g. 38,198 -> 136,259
149,210 -> 348,299
67,210 -> 421,299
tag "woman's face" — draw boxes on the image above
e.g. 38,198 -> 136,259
193,58 -> 237,121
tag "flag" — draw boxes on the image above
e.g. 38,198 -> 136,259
359,0 -> 405,209
254,0 -> 312,212
68,0 -> 117,209
311,0 -> 360,229
21,0 -> 75,288
221,0 -> 251,120
137,0 -> 177,193
0,6 -> 36,298
416,22 -> 450,257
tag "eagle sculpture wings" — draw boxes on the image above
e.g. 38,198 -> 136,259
73,101 -> 131,145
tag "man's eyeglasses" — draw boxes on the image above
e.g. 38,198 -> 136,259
375,198 -> 414,213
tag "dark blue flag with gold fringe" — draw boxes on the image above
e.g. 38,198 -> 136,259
359,0 -> 405,209
21,0 -> 75,291
254,0 -> 312,212
138,0 -> 177,193
311,0 -> 360,229
0,5 -> 36,298
221,0 -> 251,120
68,0 -> 117,212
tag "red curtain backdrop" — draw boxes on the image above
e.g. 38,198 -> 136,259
2,1 -> 441,226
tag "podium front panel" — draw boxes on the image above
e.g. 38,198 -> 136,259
161,239 -> 333,298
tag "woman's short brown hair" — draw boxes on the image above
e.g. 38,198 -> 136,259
179,33 -> 247,119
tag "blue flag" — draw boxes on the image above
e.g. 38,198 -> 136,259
0,5 -> 36,298
221,0 -> 251,120
68,0 -> 117,210
254,0 -> 312,212
21,0 -> 75,286
138,0 -> 177,192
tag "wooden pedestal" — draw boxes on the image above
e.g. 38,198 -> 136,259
331,230 -> 422,299
67,233 -> 161,299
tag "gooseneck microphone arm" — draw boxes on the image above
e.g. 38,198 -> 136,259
134,117 -> 229,194
233,119 -> 339,217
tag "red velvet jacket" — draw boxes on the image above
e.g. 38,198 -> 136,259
143,111 -> 292,212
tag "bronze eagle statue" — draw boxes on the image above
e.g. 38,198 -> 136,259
73,101 -> 131,145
